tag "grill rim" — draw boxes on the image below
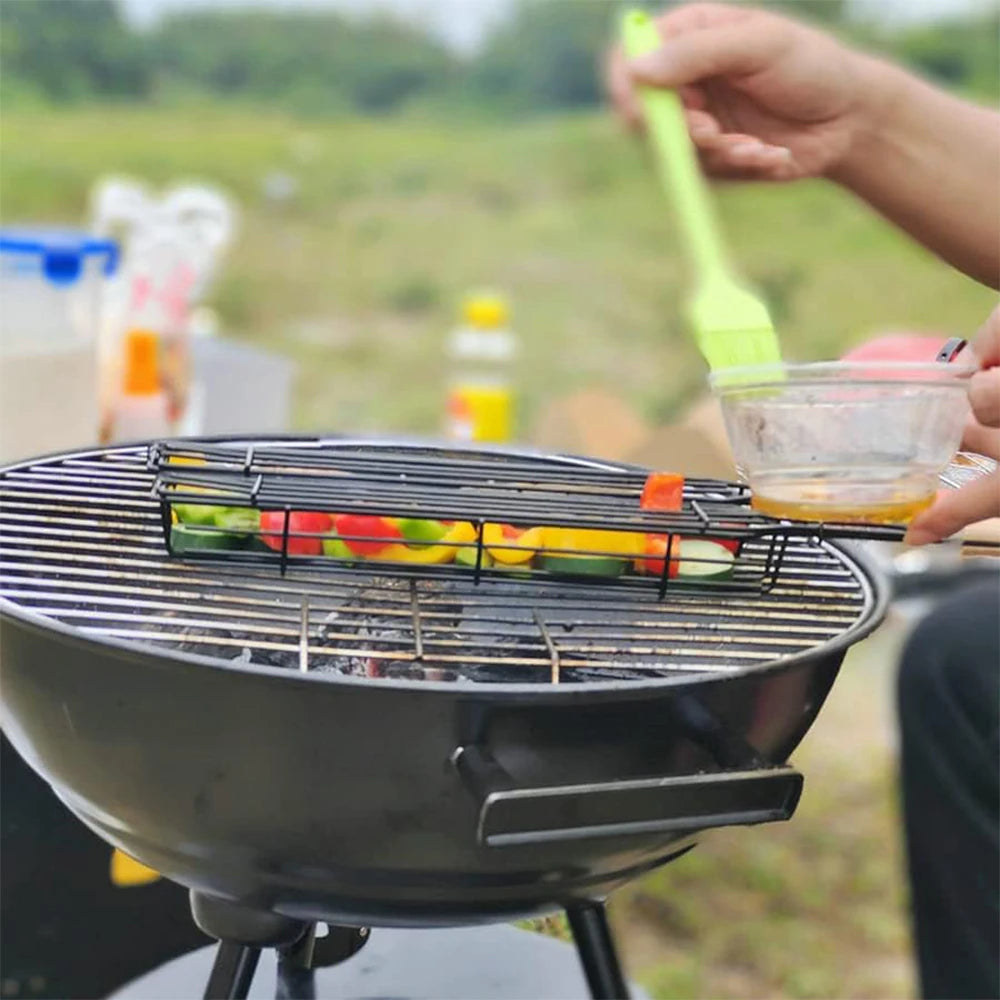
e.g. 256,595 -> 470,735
0,437 -> 889,699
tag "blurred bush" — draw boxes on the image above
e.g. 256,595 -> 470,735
1,0 -> 996,115
0,0 -> 152,102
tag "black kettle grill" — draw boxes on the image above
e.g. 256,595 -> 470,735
0,438 -> 889,999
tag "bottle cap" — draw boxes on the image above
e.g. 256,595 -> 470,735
122,329 -> 161,395
463,294 -> 507,328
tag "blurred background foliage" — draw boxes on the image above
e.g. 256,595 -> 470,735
2,0 -> 997,113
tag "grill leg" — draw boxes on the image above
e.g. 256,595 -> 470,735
566,902 -> 630,1000
276,924 -> 317,1000
204,941 -> 261,1000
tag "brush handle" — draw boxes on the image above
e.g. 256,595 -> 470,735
621,9 -> 731,284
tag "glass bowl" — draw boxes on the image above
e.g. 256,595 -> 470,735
709,361 -> 975,524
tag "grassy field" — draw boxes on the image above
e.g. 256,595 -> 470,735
2,105 -> 994,998
2,105 -> 994,437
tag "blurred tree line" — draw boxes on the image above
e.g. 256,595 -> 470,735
1,0 -> 996,114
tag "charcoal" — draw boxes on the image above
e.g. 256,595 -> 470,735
148,576 -> 668,684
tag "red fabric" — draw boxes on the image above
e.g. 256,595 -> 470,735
840,334 -> 949,363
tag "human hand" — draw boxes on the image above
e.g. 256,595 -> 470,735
905,306 -> 1000,545
606,3 -> 892,181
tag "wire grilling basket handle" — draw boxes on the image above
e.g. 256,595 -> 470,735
453,744 -> 802,849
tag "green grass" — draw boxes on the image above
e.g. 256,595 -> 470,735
1,105 -> 988,998
1,106 -> 993,437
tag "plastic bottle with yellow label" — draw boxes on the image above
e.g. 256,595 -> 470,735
445,293 -> 517,444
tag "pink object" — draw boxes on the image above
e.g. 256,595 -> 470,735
840,334 -> 950,363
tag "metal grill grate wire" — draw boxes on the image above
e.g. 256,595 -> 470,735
0,446 -> 874,685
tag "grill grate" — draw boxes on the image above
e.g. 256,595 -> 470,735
0,444 -> 878,686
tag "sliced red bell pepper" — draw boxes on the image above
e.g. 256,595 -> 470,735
260,511 -> 332,556
640,472 -> 684,512
709,536 -> 741,555
333,513 -> 403,556
634,535 -> 681,578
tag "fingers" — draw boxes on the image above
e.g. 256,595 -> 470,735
904,472 -> 1000,545
700,138 -> 798,180
610,44 -> 798,180
685,108 -> 720,140
969,304 -> 1000,368
961,419 -> 1000,459
627,21 -> 786,91
969,367 -> 1000,428
678,84 -> 707,110
679,111 -> 798,177
606,46 -> 642,129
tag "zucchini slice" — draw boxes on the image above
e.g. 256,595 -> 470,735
537,554 -> 625,578
676,540 -> 735,581
170,524 -> 246,553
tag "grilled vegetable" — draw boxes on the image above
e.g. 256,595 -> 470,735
455,544 -> 492,569
376,521 -> 477,564
640,472 -> 684,511
396,518 -> 449,545
542,527 -> 643,559
633,537 -> 735,581
538,527 -> 643,578
676,539 -> 735,580
633,535 -> 681,577
170,524 -> 246,552
537,554 -> 625,577
172,503 -> 217,526
260,511 -> 333,556
321,537 -> 354,559
483,523 -> 544,565
333,514 -> 403,556
213,508 -> 259,534
172,504 -> 259,535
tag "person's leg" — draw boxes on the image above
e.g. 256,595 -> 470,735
897,574 -> 999,1000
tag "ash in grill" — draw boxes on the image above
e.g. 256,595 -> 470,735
0,441 -> 875,686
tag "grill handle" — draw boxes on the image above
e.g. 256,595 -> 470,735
453,745 -> 802,849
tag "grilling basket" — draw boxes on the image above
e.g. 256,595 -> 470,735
0,435 -> 922,999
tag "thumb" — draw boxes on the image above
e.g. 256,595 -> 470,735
904,472 -> 1000,545
627,23 -> 784,89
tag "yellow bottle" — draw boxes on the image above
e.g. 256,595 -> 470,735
445,293 -> 517,444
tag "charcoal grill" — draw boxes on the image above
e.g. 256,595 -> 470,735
0,437 -> 888,1000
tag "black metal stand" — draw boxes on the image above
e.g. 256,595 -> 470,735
191,892 -> 373,1000
204,941 -> 261,1000
276,926 -> 317,1000
566,902 -> 630,1000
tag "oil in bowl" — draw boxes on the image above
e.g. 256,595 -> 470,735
710,361 -> 974,525
749,469 -> 937,524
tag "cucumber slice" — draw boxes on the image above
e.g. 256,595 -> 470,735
172,503 -> 219,526
170,524 -> 245,553
455,546 -> 492,569
676,540 -> 734,581
538,554 -> 625,578
244,536 -> 275,553
213,507 -> 260,535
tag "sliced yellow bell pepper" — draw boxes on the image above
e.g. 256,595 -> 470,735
376,521 -> 479,564
483,524 -> 545,565
540,526 -> 644,561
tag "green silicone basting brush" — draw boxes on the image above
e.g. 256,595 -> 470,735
622,9 -> 782,379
